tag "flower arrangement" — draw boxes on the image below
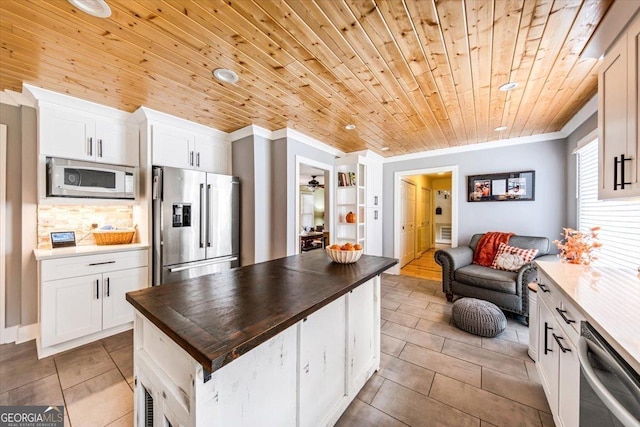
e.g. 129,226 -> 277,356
553,227 -> 602,265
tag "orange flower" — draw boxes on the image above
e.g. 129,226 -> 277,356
554,227 -> 601,265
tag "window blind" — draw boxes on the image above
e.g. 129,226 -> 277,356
577,140 -> 640,270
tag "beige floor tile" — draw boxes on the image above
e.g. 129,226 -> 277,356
0,349 -> 57,394
356,374 -> 385,404
481,336 -> 530,360
0,374 -> 63,406
518,330 -> 530,345
399,343 -> 481,387
128,381 -> 135,392
107,410 -> 133,426
442,340 -> 528,380
507,317 -> 529,332
384,311 -> 420,328
381,322 -> 445,353
425,302 -> 453,316
371,379 -> 480,427
64,368 -> 133,427
383,293 -> 430,309
539,411 -> 556,427
494,327 -> 520,343
382,286 -> 412,297
525,360 -> 541,383
110,345 -> 133,383
481,422 -> 499,427
101,330 -> 133,353
429,374 -> 542,427
481,368 -> 551,412
381,299 -> 401,311
336,397 -> 408,427
0,340 -> 37,363
381,334 -> 406,357
415,318 -> 482,347
382,307 -> 395,320
396,303 -> 452,324
378,353 -> 435,396
55,342 -> 117,390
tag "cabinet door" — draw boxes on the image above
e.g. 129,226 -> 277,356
194,133 -> 229,174
39,105 -> 95,161
537,299 -> 559,415
365,207 -> 382,256
41,274 -> 102,347
102,267 -> 148,330
347,279 -> 377,393
299,296 -> 347,427
558,335 -> 580,427
151,124 -> 194,169
95,119 -> 139,166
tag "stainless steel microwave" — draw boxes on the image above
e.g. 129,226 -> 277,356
46,157 -> 136,199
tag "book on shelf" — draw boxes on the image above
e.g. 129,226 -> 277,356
337,172 -> 349,187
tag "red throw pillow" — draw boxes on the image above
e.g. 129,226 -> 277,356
491,243 -> 538,271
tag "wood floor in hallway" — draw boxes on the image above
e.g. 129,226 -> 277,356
400,248 -> 442,281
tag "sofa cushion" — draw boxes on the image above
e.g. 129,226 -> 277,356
455,264 -> 517,294
491,243 -> 538,271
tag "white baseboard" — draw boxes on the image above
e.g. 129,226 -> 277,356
17,323 -> 38,344
0,325 -> 18,344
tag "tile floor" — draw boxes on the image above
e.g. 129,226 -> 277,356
0,273 -> 554,427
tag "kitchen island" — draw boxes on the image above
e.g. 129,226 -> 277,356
126,250 -> 397,427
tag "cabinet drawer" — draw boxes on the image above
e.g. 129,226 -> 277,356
554,296 -> 583,345
41,249 -> 148,281
536,270 -> 559,308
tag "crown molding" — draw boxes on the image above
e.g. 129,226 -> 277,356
272,128 -> 344,157
228,124 -> 273,142
133,106 -> 227,138
0,90 -> 35,107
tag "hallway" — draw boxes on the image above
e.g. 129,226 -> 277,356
400,248 -> 442,281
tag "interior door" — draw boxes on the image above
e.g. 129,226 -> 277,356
420,188 -> 431,253
400,180 -> 416,267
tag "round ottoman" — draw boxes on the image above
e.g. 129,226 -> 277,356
451,298 -> 507,338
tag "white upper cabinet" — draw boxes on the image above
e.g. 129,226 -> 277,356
38,103 -> 139,167
149,122 -> 230,174
598,14 -> 640,199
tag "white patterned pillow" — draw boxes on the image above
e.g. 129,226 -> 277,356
491,243 -> 538,271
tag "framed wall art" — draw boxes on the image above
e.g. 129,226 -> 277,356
467,170 -> 535,202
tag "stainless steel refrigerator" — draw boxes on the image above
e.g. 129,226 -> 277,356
152,166 -> 240,285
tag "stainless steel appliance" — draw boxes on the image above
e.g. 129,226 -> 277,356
47,157 -> 135,199
579,322 -> 640,427
152,166 -> 240,285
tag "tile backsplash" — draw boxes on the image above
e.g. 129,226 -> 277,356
37,205 -> 134,248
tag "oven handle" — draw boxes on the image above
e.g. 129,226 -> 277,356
578,337 -> 640,427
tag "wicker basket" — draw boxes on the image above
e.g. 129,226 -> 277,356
92,230 -> 135,245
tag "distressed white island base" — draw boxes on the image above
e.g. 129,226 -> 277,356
127,252 -> 397,427
134,278 -> 379,427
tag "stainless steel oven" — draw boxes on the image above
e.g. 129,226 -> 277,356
579,322 -> 640,427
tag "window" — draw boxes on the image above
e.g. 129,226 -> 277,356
577,140 -> 640,269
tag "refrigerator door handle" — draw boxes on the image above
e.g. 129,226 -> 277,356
207,184 -> 212,247
168,256 -> 239,273
199,183 -> 205,248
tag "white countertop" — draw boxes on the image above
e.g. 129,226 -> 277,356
536,260 -> 640,373
34,243 -> 149,260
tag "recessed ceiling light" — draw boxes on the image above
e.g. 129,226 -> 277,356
380,147 -> 390,151
213,68 -> 239,84
68,0 -> 111,18
494,126 -> 508,132
345,124 -> 356,130
499,82 -> 518,91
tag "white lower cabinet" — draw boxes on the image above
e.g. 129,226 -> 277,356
348,279 -> 377,392
536,270 -> 584,427
38,249 -> 148,357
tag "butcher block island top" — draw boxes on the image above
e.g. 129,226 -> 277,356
126,251 -> 397,373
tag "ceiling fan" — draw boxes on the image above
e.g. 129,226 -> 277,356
307,176 -> 324,192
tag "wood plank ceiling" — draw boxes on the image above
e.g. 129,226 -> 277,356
0,0 -> 612,156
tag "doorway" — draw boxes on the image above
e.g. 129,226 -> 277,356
399,179 -> 416,267
294,156 -> 333,254
392,166 -> 458,275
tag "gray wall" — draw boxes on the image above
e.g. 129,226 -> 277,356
1,104 -> 37,327
565,112 -> 598,229
382,138 -> 568,257
231,136 -> 256,266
